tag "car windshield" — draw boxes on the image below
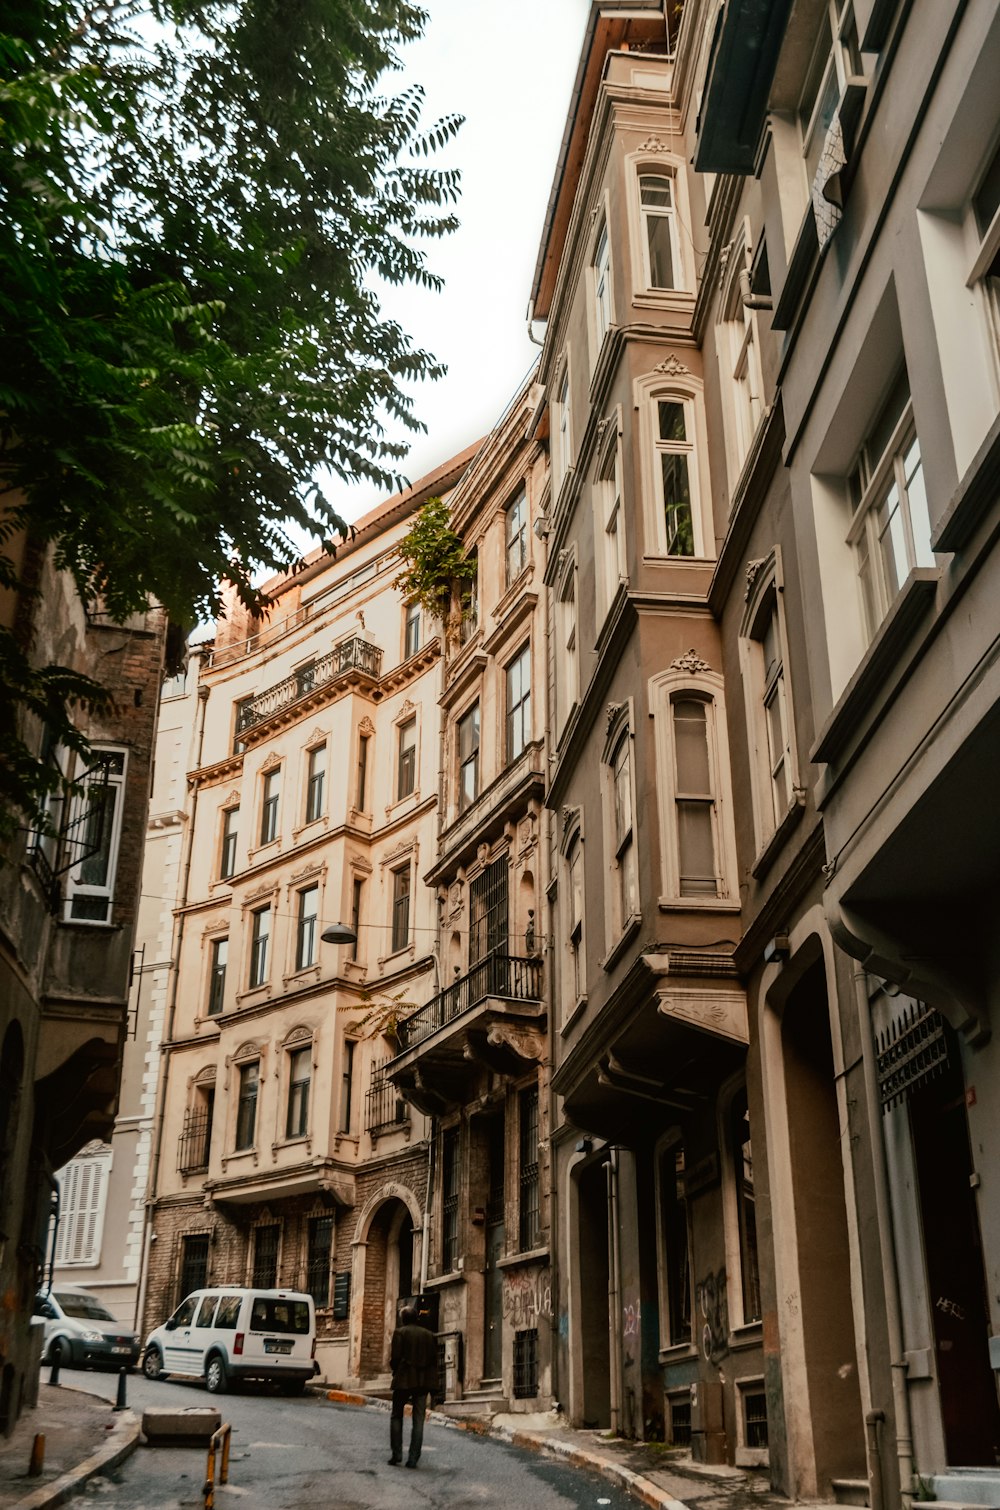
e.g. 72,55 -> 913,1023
250,1298 -> 310,1334
54,1293 -> 116,1322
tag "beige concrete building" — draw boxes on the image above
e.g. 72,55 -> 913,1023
142,448 -> 477,1388
387,379 -> 551,1413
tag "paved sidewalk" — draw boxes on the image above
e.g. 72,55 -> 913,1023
0,1385 -> 139,1510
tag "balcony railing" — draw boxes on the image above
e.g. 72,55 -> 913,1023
364,1060 -> 409,1134
235,635 -> 382,740
177,1109 -> 212,1174
397,950 -> 543,1051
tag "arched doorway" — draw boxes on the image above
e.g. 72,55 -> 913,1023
357,1196 -> 416,1382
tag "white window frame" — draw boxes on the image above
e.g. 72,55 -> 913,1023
738,550 -> 802,856
54,1143 -> 112,1266
601,705 -> 639,950
551,355 -> 573,497
968,134 -> 1000,380
505,643 -> 532,765
797,0 -> 863,192
649,664 -> 739,908
555,552 -> 579,735
396,716 -> 417,802
295,884 -> 319,972
559,815 -> 586,1023
304,742 -> 326,826
594,413 -> 627,624
285,1042 -> 312,1141
718,221 -> 765,486
206,933 -> 229,1017
248,904 -> 271,988
653,1129 -> 694,1351
457,700 -> 481,814
625,149 -> 694,304
590,204 -> 614,357
718,1075 -> 764,1337
846,379 -> 933,641
505,490 -> 529,588
63,748 -> 128,926
635,369 -> 713,561
259,765 -> 281,846
404,599 -> 421,660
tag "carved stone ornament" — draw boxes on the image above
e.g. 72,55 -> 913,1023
234,1041 -> 260,1062
518,815 -> 536,850
653,354 -> 691,379
358,715 -> 375,737
284,1026 -> 312,1047
486,1023 -> 545,1063
561,805 -> 579,835
606,702 -> 625,734
449,881 -> 463,913
245,881 -> 274,906
399,699 -> 416,719
224,790 -> 241,808
670,648 -> 712,675
202,916 -> 228,939
261,751 -> 282,773
745,558 -> 769,600
78,1138 -> 108,1159
385,838 -> 413,865
289,861 -> 323,884
194,1065 -> 217,1084
477,843 -> 490,867
307,728 -> 327,748
638,134 -> 668,153
596,415 -> 615,453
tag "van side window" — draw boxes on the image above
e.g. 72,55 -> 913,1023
194,1296 -> 218,1328
214,1295 -> 242,1329
250,1297 -> 310,1334
172,1296 -> 198,1326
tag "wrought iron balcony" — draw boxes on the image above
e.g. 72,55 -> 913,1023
235,635 -> 382,740
178,1108 -> 213,1174
399,951 -> 542,1051
364,1060 -> 409,1135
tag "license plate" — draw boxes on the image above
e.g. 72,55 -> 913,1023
264,1340 -> 292,1355
112,1346 -> 131,1354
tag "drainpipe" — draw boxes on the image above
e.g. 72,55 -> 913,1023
135,675 -> 210,1331
606,1148 -> 624,1435
855,966 -> 914,1510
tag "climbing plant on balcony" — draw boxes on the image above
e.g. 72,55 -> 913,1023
394,494 -> 475,643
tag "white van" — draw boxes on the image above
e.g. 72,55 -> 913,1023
143,1288 -> 317,1394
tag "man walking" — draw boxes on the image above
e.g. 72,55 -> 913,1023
388,1305 -> 438,1469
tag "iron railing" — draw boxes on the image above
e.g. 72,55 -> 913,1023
397,950 -> 542,1051
364,1061 -> 409,1134
235,635 -> 382,740
177,1108 -> 213,1174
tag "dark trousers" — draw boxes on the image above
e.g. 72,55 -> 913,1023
390,1388 -> 428,1464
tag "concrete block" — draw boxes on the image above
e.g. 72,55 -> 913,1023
142,1407 -> 221,1446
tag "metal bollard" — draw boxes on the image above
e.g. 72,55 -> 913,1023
203,1422 -> 232,1510
49,1355 -> 60,1387
28,1434 -> 45,1477
114,1367 -> 128,1412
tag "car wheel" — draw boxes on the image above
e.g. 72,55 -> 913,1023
279,1378 -> 307,1397
205,1355 -> 228,1395
142,1346 -> 164,1381
49,1337 -> 69,1368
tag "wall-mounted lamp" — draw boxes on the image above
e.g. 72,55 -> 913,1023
574,1138 -> 593,1155
321,921 -> 358,946
763,932 -> 791,965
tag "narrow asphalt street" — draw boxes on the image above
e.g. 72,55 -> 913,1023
74,1370 -> 638,1510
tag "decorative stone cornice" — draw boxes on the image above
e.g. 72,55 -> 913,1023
670,648 -> 712,674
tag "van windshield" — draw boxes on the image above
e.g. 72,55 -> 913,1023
54,1293 -> 115,1322
250,1298 -> 310,1334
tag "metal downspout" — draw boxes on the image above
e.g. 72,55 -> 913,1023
855,967 -> 914,1510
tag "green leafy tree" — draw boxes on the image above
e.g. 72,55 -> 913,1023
0,0 -> 462,837
394,492 -> 475,640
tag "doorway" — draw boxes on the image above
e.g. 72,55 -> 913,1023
483,1116 -> 505,1381
577,1157 -> 612,1428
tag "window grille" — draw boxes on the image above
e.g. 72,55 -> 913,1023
442,1128 -> 460,1272
742,1388 -> 769,1449
513,1328 -> 538,1398
178,1104 -> 213,1174
668,1394 -> 692,1447
179,1234 -> 209,1301
519,1087 -> 540,1251
469,858 -> 508,965
365,1059 -> 408,1134
252,1223 -> 280,1288
876,1002 -> 948,1111
306,1215 -> 334,1308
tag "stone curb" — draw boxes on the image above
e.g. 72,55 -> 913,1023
317,1390 -> 692,1510
8,1408 -> 140,1510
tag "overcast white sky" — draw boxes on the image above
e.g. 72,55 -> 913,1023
321,0 -> 588,528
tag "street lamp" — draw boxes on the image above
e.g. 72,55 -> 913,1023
321,921 -> 357,946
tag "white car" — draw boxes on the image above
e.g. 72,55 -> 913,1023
142,1287 -> 318,1395
34,1287 -> 141,1370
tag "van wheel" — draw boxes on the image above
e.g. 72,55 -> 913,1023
142,1346 -> 163,1381
49,1338 -> 69,1369
279,1379 -> 306,1397
205,1355 -> 228,1394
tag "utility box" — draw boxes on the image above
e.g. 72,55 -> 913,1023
437,1332 -> 463,1404
691,1379 -> 726,1464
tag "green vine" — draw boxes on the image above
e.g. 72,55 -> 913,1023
394,494 -> 475,635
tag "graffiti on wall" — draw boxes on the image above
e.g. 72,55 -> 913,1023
502,1269 -> 552,1328
622,1297 -> 641,1338
695,1268 -> 729,1365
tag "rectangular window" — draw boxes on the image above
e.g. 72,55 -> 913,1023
305,745 -> 326,824
179,1234 -> 209,1300
505,644 -> 531,764
349,877 -> 364,962
64,750 -> 127,924
252,1223 -> 280,1288
306,1215 -> 334,1308
567,833 -> 584,1005
557,568 -> 578,730
505,491 -> 529,587
220,806 -> 239,880
260,769 -> 280,845
518,1087 -> 540,1251
286,1045 -> 311,1139
640,173 -> 681,290
442,1127 -> 460,1272
249,905 -> 270,987
397,719 -> 416,800
593,219 -> 612,346
673,699 -> 719,896
460,551 -> 479,644
458,702 -> 480,813
356,731 -> 370,811
236,1061 -> 259,1150
611,730 -> 637,924
554,369 -> 572,486
656,401 -> 695,556
513,1328 -> 539,1399
404,601 -> 421,658
296,885 -> 319,970
391,863 -> 411,953
732,1090 -> 762,1324
798,1 -> 862,189
340,1039 -> 356,1133
848,370 -> 932,641
761,604 -> 792,829
178,1090 -> 213,1174
597,440 -> 626,618
207,937 -> 228,1017
741,1386 -> 769,1449
661,1142 -> 691,1344
973,138 -> 1000,351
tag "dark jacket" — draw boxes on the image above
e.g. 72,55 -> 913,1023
390,1321 -> 438,1392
